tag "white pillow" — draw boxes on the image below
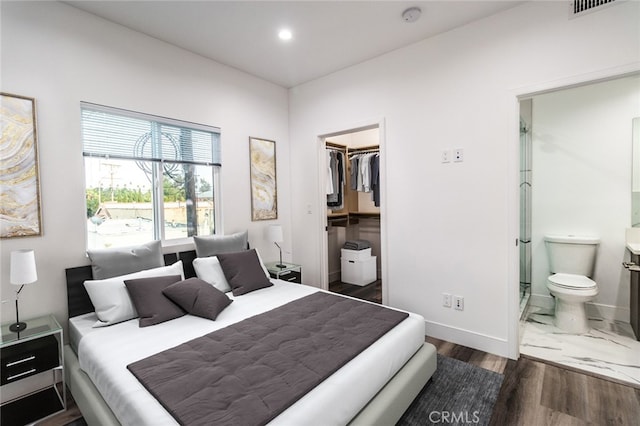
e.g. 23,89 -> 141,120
84,261 -> 184,327
192,256 -> 231,293
193,250 -> 270,293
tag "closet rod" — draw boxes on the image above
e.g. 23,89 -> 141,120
327,146 -> 346,153
348,149 -> 379,156
326,141 -> 347,151
348,144 -> 379,155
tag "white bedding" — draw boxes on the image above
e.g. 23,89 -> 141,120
73,280 -> 425,426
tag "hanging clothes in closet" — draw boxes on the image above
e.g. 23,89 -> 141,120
349,150 -> 380,207
326,148 -> 345,210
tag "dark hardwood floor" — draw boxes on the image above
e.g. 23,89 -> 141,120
330,282 -> 640,425
329,279 -> 382,304
39,286 -> 640,426
429,336 -> 640,425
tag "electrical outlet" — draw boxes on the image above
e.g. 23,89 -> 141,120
454,295 -> 464,311
441,150 -> 451,163
442,293 -> 452,308
453,148 -> 464,162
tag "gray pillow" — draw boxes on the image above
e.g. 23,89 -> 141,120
193,230 -> 248,257
124,275 -> 185,327
217,249 -> 273,296
88,241 -> 164,280
163,277 -> 232,320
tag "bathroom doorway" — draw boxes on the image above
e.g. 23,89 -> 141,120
517,74 -> 640,386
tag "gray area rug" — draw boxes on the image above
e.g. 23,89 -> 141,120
398,354 -> 504,426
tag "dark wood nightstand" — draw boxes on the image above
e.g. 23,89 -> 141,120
265,262 -> 302,284
1,315 -> 66,426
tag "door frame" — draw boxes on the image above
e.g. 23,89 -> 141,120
507,64 -> 639,359
316,118 -> 388,304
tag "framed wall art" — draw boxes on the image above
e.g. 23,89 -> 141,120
0,93 -> 42,238
249,137 -> 277,221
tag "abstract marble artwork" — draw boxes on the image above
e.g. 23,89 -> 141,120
520,307 -> 640,387
249,137 -> 277,221
0,93 -> 42,238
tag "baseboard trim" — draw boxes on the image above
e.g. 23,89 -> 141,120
529,294 -> 630,323
424,319 -> 511,359
529,294 -> 554,311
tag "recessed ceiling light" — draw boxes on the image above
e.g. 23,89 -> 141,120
278,29 -> 292,41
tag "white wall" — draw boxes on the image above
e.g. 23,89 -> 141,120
0,2 -> 290,327
2,1 -> 639,359
289,1 -> 640,356
530,76 -> 640,321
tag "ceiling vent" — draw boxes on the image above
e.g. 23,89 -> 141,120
569,0 -> 621,17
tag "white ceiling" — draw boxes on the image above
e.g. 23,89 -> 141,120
65,1 -> 522,88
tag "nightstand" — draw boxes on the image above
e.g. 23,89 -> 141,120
265,262 -> 302,284
1,315 -> 66,426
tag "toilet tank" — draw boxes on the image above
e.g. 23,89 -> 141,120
544,235 -> 600,276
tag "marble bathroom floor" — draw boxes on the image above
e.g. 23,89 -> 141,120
520,307 -> 640,388
519,283 -> 530,319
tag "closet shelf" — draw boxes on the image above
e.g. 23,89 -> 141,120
327,212 -> 380,229
349,212 -> 380,218
328,212 -> 379,219
328,213 -> 349,219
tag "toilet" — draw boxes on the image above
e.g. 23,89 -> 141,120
544,235 -> 600,334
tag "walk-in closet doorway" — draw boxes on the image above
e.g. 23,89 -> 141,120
318,122 -> 387,305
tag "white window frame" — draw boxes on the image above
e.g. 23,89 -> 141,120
81,102 -> 222,249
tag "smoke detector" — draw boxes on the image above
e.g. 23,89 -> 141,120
402,7 -> 421,23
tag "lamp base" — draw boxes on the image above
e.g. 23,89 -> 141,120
9,321 -> 27,333
275,264 -> 287,269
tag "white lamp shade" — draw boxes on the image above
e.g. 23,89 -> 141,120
10,249 -> 38,286
267,225 -> 284,243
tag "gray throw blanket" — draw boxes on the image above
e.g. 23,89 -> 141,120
344,239 -> 371,250
127,291 -> 408,426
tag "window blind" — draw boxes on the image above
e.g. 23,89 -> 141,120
81,102 -> 221,166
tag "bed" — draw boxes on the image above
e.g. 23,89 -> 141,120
64,241 -> 437,426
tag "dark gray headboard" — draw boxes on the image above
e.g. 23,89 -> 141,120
65,250 -> 198,318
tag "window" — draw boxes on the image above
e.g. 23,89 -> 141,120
81,103 -> 221,249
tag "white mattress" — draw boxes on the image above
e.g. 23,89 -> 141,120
72,280 -> 425,426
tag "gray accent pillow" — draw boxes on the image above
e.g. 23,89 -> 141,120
163,277 -> 232,320
88,240 -> 164,280
124,275 -> 185,327
84,261 -> 185,327
217,249 -> 273,296
193,230 -> 248,258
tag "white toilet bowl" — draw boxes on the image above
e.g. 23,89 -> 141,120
546,273 -> 598,334
544,234 -> 600,334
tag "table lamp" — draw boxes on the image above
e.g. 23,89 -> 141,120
9,249 -> 38,333
267,225 -> 285,268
